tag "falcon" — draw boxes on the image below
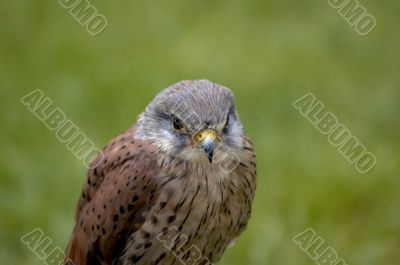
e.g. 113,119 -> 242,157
65,80 -> 257,265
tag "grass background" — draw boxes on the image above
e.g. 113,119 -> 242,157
1,0 -> 399,264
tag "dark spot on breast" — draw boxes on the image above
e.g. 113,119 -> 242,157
130,253 -> 144,263
159,202 -> 167,210
167,215 -> 176,223
151,216 -> 158,224
113,214 -> 119,221
156,253 -> 167,264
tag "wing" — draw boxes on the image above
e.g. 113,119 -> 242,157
65,126 -> 160,265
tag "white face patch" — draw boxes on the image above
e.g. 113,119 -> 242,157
155,129 -> 176,153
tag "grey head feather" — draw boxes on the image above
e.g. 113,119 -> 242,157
135,80 -> 244,160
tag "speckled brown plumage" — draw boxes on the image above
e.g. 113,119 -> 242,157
65,80 -> 257,265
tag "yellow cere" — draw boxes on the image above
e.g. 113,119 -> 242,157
196,129 -> 217,142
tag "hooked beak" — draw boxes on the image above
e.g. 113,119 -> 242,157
195,129 -> 217,163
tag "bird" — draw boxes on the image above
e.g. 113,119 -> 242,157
65,80 -> 257,265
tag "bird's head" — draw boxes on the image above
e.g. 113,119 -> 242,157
135,80 -> 244,165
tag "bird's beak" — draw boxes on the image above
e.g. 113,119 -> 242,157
195,129 -> 217,163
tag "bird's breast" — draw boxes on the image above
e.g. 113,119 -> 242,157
121,167 -> 251,265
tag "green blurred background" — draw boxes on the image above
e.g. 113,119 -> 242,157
1,0 -> 399,264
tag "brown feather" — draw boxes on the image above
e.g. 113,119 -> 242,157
65,127 -> 160,264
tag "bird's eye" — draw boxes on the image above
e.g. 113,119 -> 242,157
172,117 -> 184,131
